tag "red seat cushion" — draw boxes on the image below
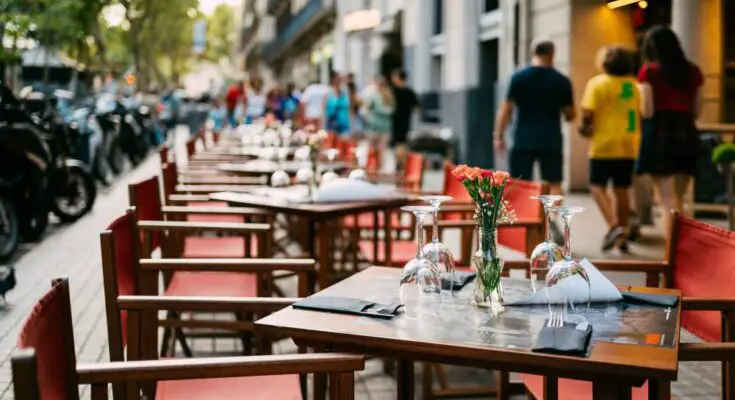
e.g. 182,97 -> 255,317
156,375 -> 301,400
358,240 -> 416,265
165,271 -> 257,297
185,201 -> 244,223
521,374 -> 670,400
183,236 -> 257,258
343,212 -> 410,230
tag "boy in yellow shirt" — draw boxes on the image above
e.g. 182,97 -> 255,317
579,46 -> 641,252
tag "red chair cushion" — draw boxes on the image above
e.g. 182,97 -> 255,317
521,374 -> 669,400
498,179 -> 544,254
671,216 -> 735,343
404,153 -> 424,189
185,202 -> 244,223
358,240 -> 416,265
343,212 -> 410,230
182,236 -> 257,258
17,282 -> 72,400
165,271 -> 257,297
157,375 -> 301,400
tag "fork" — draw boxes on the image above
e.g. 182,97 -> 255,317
547,310 -> 564,327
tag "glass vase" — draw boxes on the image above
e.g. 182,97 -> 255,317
471,227 -> 505,312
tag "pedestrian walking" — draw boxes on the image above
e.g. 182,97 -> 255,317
225,80 -> 244,127
266,84 -> 286,121
365,76 -> 395,166
245,78 -> 267,124
347,81 -> 364,138
494,39 -> 575,197
579,45 -> 641,252
301,80 -> 329,129
283,83 -> 300,121
390,69 -> 419,171
637,27 -> 703,227
325,71 -> 351,136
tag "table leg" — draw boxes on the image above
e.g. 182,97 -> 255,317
318,220 -> 333,290
373,211 -> 379,263
307,219 -> 318,292
314,370 -> 328,400
384,208 -> 392,266
542,376 -> 557,400
592,380 -> 632,400
647,379 -> 671,400
397,360 -> 414,400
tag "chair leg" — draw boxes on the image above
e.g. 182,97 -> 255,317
237,312 -> 253,355
422,363 -> 433,400
160,326 -> 172,357
174,325 -> 193,357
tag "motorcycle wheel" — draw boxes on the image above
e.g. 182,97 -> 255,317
52,167 -> 97,222
0,197 -> 20,262
19,208 -> 48,242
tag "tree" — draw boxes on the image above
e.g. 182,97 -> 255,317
206,4 -> 235,62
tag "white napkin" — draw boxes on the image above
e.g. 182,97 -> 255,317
508,259 -> 622,305
314,179 -> 391,202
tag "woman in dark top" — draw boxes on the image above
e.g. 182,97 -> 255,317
637,26 -> 703,219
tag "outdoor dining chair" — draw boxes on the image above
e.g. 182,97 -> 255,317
12,278 -> 363,400
501,212 -> 735,400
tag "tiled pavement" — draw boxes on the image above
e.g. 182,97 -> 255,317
0,129 -> 723,399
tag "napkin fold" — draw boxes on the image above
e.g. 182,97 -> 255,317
293,296 -> 403,319
441,271 -> 476,291
315,179 -> 391,202
620,291 -> 679,307
532,320 -> 593,357
507,259 -> 622,305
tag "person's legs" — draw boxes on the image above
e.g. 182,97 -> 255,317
589,160 -> 616,228
673,173 -> 693,215
611,160 -> 635,252
538,150 -> 563,196
509,148 -> 535,182
651,174 -> 676,233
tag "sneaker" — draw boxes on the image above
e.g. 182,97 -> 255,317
627,223 -> 641,242
602,226 -> 625,252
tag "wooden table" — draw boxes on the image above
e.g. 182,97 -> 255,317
256,267 -> 682,400
217,160 -> 347,177
210,191 -> 412,289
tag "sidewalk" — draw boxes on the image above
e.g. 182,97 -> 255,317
0,135 -> 721,399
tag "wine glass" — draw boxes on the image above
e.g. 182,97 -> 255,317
529,195 -> 565,292
270,147 -> 291,188
418,195 -> 456,296
545,206 -> 591,322
321,148 -> 340,184
399,206 -> 442,309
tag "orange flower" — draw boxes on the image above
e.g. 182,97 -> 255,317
492,170 -> 510,185
452,165 -> 472,181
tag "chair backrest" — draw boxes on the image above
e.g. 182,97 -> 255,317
15,278 -> 79,400
404,152 -> 425,190
128,175 -> 164,251
441,162 -> 472,221
159,146 -> 169,166
669,215 -> 735,343
100,212 -> 139,358
185,137 -> 197,158
498,179 -> 546,255
161,163 -> 177,204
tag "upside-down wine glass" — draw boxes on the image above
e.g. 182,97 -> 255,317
545,206 -> 591,322
529,195 -> 565,292
399,206 -> 442,309
418,195 -> 456,296
321,148 -> 340,184
348,145 -> 369,180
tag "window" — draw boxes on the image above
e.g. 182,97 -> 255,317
433,0 -> 443,35
485,0 -> 499,12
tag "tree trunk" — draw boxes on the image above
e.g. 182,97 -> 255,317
0,24 -> 6,83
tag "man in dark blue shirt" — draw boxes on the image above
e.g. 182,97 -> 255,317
494,39 -> 575,196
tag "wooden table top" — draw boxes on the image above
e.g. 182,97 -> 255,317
210,190 -> 412,219
256,267 -> 682,383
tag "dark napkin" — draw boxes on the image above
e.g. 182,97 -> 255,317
532,321 -> 593,357
293,296 -> 403,319
621,291 -> 679,307
442,271 -> 476,291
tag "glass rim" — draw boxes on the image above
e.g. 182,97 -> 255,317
401,205 -> 435,214
547,205 -> 585,214
530,194 -> 565,202
417,195 -> 453,203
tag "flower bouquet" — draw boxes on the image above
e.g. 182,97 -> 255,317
293,125 -> 328,197
452,165 -> 516,309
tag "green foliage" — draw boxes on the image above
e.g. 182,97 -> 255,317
206,4 -> 235,61
712,143 -> 735,165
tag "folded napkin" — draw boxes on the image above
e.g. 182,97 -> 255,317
315,179 -> 391,202
507,259 -> 622,305
620,291 -> 679,307
532,320 -> 593,357
293,296 -> 403,319
442,271 -> 476,291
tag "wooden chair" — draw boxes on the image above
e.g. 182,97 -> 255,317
101,211 -> 316,365
503,213 -> 735,400
12,278 -> 363,400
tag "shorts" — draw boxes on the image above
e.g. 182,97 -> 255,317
509,148 -> 563,183
589,159 -> 635,188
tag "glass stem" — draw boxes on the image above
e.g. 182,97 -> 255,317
432,207 -> 439,243
544,204 -> 553,242
563,216 -> 572,260
416,216 -> 425,258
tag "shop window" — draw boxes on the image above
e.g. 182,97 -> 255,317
485,0 -> 499,12
433,0 -> 443,35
